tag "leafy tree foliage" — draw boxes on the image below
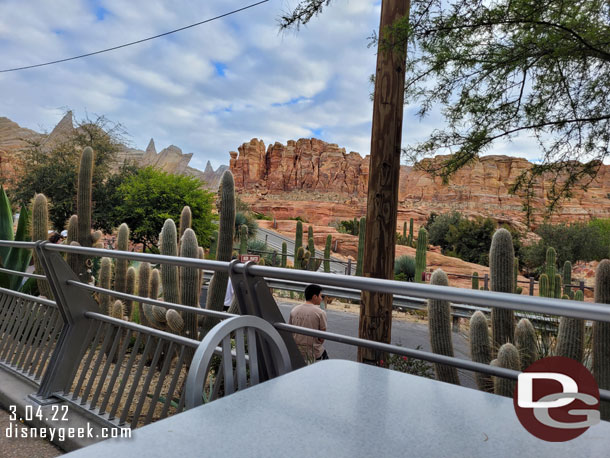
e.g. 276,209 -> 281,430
10,114 -> 125,230
281,0 -> 610,215
116,167 -> 215,251
521,222 -> 607,273
426,211 -> 522,266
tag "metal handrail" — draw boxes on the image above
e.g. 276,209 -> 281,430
0,285 -> 57,307
0,267 -> 46,280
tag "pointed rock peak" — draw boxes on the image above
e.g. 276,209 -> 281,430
51,111 -> 74,135
204,160 -> 214,173
146,138 -> 156,154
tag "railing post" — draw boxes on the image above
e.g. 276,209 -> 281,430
580,280 -> 585,293
529,277 -> 535,296
265,234 -> 268,245
334,240 -> 338,252
33,242 -> 101,402
228,261 -> 305,376
347,259 -> 352,276
483,274 -> 489,291
272,251 -> 277,267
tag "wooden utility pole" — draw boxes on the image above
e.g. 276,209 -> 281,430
358,0 -> 410,363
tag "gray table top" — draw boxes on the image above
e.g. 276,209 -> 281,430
66,359 -> 610,457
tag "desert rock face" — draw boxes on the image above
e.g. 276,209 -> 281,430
231,138 -> 610,228
0,114 -> 226,190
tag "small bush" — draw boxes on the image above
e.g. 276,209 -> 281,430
394,255 -> 416,281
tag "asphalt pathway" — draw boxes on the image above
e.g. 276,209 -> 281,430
278,302 -> 477,388
0,409 -> 63,457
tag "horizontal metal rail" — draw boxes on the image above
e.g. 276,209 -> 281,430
0,286 -> 56,308
0,267 -> 46,280
235,264 -> 610,323
274,322 -> 610,402
83,311 -> 201,348
0,241 -> 37,249
43,243 -> 231,272
70,281 -> 232,320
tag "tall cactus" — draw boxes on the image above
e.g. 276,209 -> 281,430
472,272 -> 479,290
539,274 -> 549,297
179,205 -> 192,241
125,266 -> 136,321
402,221 -> 407,240
489,228 -> 515,353
281,241 -> 287,268
65,215 -> 79,274
593,259 -> 610,420
408,218 -> 414,247
239,225 -> 248,254
356,217 -> 366,276
545,247 -> 557,298
415,227 -> 428,283
556,289 -> 585,362
469,311 -> 493,392
97,257 -> 112,315
209,230 -> 218,260
553,273 -> 562,299
114,223 -> 130,294
294,221 -> 303,265
324,234 -> 332,273
306,235 -> 316,270
494,343 -> 520,397
515,318 -> 538,370
138,262 -> 151,327
160,219 -> 179,304
32,194 -> 54,299
180,229 -> 200,344
204,171 -> 235,331
563,261 -> 573,298
76,146 -> 94,283
428,269 -> 460,385
513,257 -> 522,294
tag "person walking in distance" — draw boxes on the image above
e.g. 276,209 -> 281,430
289,284 -> 329,362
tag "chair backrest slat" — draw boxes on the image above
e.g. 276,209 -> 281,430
235,328 -> 247,390
222,334 -> 234,396
247,327 -> 259,385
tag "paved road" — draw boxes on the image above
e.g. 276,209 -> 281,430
0,408 -> 63,457
278,302 -> 477,388
256,227 -> 349,275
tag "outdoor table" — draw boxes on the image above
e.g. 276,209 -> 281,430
66,359 -> 610,457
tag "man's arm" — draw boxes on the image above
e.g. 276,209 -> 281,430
317,310 -> 327,344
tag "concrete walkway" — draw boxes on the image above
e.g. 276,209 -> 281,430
0,407 -> 63,457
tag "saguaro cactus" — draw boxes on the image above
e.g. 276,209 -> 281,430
489,228 -> 515,352
160,219 -> 179,304
472,272 -> 479,290
204,171 -> 235,330
539,274 -> 549,298
324,234 -> 332,273
125,266 -> 136,320
428,269 -> 460,385
561,261 -> 573,299
356,217 -> 366,276
179,205 -> 192,241
553,273 -> 562,299
545,247 -> 557,298
402,221 -> 407,240
415,227 -> 428,283
32,194 -> 54,299
181,229 -> 200,344
209,230 -> 218,260
515,318 -> 538,370
114,223 -> 130,294
66,215 -> 79,274
76,146 -> 94,282
469,311 -> 493,392
294,221 -> 303,263
281,242 -> 287,268
556,289 -> 585,362
593,259 -> 610,420
97,257 -> 112,315
239,225 -> 248,254
138,262 -> 151,327
494,343 -> 520,397
408,218 -> 414,247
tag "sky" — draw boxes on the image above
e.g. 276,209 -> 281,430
0,0 -> 543,171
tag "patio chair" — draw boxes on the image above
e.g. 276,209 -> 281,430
185,315 -> 292,408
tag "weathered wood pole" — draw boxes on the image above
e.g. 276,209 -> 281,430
358,0 -> 410,363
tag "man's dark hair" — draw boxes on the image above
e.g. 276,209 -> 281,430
304,284 -> 322,301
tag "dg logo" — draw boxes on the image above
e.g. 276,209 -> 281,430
513,356 -> 601,442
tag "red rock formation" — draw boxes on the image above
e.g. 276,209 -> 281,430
231,138 -> 610,228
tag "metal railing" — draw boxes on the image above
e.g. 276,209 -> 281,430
0,239 -> 608,434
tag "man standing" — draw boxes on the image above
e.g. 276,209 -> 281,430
289,284 -> 329,362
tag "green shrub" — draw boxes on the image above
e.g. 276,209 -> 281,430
394,255 -> 416,281
234,211 -> 258,241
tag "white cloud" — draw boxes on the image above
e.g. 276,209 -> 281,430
0,0 -> 564,175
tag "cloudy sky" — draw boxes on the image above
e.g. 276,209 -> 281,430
0,0 -> 540,171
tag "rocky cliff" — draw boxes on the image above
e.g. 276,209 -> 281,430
230,138 -> 610,228
0,113 -> 226,190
